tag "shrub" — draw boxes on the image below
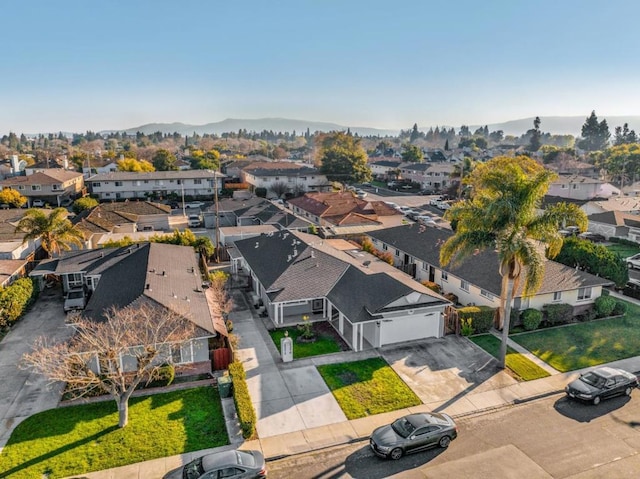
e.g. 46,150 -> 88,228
457,305 -> 495,334
460,317 -> 474,336
228,361 -> 256,439
578,307 -> 597,322
361,238 -> 375,254
444,293 -> 458,304
593,295 -> 616,318
421,281 -> 441,294
612,301 -> 628,316
146,363 -> 175,388
543,303 -> 573,325
255,187 -> 267,198
521,308 -> 542,331
0,278 -> 37,328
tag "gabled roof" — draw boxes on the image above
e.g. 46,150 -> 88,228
367,224 -> 611,297
73,201 -> 170,236
234,230 -> 448,323
33,243 -> 220,336
242,161 -> 321,177
552,174 -> 602,185
1,170 -> 82,186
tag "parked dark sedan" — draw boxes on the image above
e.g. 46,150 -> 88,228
565,367 -> 639,405
369,412 -> 457,460
163,450 -> 266,479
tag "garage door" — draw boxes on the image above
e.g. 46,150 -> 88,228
381,312 -> 441,346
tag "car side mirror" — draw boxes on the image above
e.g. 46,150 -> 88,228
409,435 -> 415,440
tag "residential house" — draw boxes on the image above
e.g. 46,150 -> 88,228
0,168 -> 85,207
547,175 -> 616,200
30,242 -> 226,375
586,211 -> 640,242
366,224 -> 611,318
398,163 -> 455,192
368,158 -> 402,181
234,231 -> 450,351
241,162 -> 331,197
0,209 -> 48,260
82,162 -> 118,178
88,170 -> 225,201
580,196 -> 640,216
211,197 -> 313,231
72,201 -> 174,248
286,192 -> 405,236
0,259 -> 29,287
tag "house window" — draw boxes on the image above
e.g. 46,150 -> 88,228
553,291 -> 562,301
275,177 -> 279,181
194,179 -> 202,184
31,185 -> 41,191
422,261 -> 428,271
171,341 -> 193,364
561,184 -> 568,189
460,280 -> 470,292
52,184 -> 61,190
177,179 -> 182,185
67,273 -> 83,287
395,249 -> 400,257
480,289 -> 494,300
115,181 -> 123,187
577,287 -> 592,301
169,179 -> 174,183
382,244 -> 388,251
92,182 -> 101,187
441,271 -> 448,281
572,184 -> 579,189
143,180 -> 149,184
17,185 -> 25,190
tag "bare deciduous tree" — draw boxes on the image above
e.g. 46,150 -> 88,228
269,181 -> 291,199
22,302 -> 195,428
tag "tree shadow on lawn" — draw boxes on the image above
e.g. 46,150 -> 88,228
554,395 -> 631,423
0,426 -> 118,479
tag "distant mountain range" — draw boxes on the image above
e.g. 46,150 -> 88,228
97,115 -> 639,138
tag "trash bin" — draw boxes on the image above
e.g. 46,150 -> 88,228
218,375 -> 233,398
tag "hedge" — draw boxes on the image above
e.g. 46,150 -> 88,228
521,308 -> 542,331
594,295 -> 617,318
458,305 -> 495,333
0,277 -> 38,329
543,302 -> 573,325
228,361 -> 256,439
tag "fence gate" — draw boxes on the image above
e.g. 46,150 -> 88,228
211,348 -> 232,370
444,305 -> 459,335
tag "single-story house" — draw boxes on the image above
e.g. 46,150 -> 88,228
233,231 -> 450,351
366,224 -> 612,318
587,211 -> 640,242
30,242 -> 226,375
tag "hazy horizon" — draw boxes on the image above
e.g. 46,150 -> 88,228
2,0 -> 639,134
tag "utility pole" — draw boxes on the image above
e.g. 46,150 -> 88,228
214,169 -> 221,263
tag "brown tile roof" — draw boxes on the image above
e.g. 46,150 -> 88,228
1,170 -> 83,186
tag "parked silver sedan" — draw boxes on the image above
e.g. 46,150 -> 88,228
370,412 -> 458,460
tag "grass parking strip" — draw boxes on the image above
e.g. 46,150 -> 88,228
317,357 -> 421,419
0,386 -> 227,479
470,334 -> 551,381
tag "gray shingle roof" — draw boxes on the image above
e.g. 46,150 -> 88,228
367,224 -> 611,297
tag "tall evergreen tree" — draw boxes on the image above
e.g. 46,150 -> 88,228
528,116 -> 542,152
410,123 -> 420,143
578,111 -> 611,151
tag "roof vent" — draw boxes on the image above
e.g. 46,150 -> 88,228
162,271 -> 166,276
145,284 -> 151,291
363,260 -> 371,268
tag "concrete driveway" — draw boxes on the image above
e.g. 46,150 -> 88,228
0,285 -> 73,450
380,336 -> 517,413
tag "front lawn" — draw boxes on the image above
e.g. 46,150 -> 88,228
270,324 -> 344,359
469,334 -> 551,381
0,387 -> 227,479
512,300 -> 640,372
317,357 -> 421,419
606,243 -> 640,259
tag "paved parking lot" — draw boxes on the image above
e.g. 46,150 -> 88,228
0,286 -> 71,449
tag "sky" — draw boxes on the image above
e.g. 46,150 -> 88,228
2,0 -> 640,135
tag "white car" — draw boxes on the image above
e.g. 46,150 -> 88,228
184,201 -> 205,209
187,214 -> 202,228
625,253 -> 640,269
64,288 -> 86,313
32,199 -> 45,207
415,215 -> 437,225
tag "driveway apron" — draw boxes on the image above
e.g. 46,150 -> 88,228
0,286 -> 72,450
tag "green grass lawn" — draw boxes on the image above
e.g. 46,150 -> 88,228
606,243 -> 640,259
270,327 -> 342,359
469,334 -> 551,381
0,386 -> 227,479
512,300 -> 640,372
317,357 -> 421,419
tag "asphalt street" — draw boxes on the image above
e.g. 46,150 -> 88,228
266,391 -> 640,479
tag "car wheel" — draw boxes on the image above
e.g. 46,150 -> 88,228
389,448 -> 403,460
593,396 -> 601,405
626,387 -> 633,396
439,436 -> 451,448
628,263 -> 635,269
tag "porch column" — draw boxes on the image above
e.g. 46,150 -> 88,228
279,303 -> 284,325
352,323 -> 359,352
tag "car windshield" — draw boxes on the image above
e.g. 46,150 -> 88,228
183,458 -> 204,479
67,291 -> 84,299
581,372 -> 605,388
391,418 -> 416,438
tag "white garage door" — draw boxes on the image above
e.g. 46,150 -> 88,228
381,312 -> 441,346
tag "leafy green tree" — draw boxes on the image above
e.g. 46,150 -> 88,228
72,196 -> 99,213
117,157 -> 155,172
151,149 -> 178,171
0,188 -> 26,208
555,237 -> 628,288
603,143 -> 640,188
401,144 -> 424,163
15,208 -> 85,258
318,132 -> 371,183
528,116 -> 542,152
614,123 -> 638,145
189,149 -> 220,170
578,111 -> 611,151
440,156 -> 587,368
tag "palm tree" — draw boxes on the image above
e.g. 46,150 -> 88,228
440,156 -> 587,368
451,156 -> 477,198
16,207 -> 85,258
